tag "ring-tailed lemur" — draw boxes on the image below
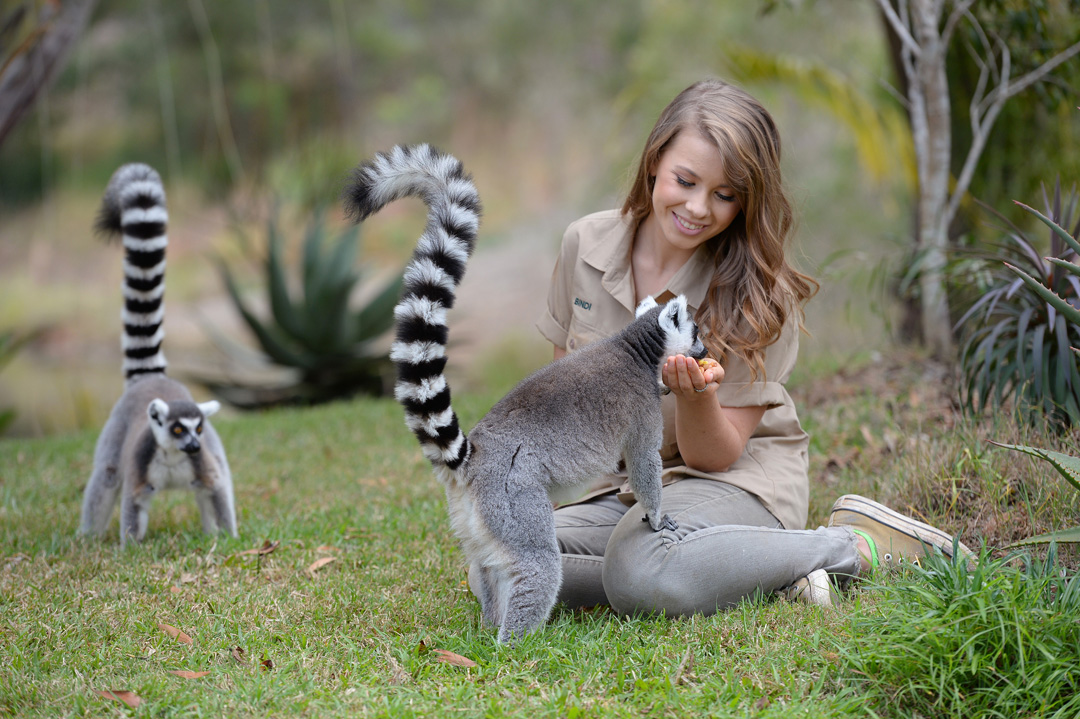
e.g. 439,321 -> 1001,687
343,145 -> 706,643
78,163 -> 237,547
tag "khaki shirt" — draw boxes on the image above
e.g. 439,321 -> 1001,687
536,210 -> 810,529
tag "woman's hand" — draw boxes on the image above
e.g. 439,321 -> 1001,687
662,355 -> 724,399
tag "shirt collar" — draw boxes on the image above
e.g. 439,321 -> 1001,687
580,212 -> 713,315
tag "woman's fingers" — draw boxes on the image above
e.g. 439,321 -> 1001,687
663,355 -> 713,394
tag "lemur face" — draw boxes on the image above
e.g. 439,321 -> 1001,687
655,295 -> 708,360
147,399 -> 220,454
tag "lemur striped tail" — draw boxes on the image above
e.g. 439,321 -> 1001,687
343,144 -> 481,474
96,164 -> 169,384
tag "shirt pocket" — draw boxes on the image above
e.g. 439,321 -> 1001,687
566,309 -> 605,353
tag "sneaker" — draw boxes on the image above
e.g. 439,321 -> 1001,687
827,494 -> 974,570
781,568 -> 837,607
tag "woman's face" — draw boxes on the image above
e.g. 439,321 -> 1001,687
644,129 -> 742,253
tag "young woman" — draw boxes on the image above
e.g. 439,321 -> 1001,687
535,78 -> 970,613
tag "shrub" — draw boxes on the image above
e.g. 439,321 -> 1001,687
201,210 -> 402,408
953,180 -> 1080,429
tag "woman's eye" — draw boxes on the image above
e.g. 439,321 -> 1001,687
676,176 -> 693,187
716,192 -> 736,202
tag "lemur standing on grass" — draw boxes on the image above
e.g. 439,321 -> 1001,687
343,145 -> 706,643
78,164 -> 237,547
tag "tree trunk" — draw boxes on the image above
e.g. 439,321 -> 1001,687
911,0 -> 954,358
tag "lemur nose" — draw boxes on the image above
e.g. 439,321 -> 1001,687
182,439 -> 201,454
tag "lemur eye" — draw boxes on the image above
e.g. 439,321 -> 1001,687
172,425 -> 182,435
196,424 -> 203,435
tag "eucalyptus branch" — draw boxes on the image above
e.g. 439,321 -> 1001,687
998,40 -> 1080,103
941,0 -> 975,47
876,0 -> 921,57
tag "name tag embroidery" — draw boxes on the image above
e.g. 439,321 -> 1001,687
574,297 -> 592,311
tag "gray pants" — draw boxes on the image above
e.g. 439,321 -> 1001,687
555,478 -> 862,615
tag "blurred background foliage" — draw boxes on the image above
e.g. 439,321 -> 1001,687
0,0 -> 1077,435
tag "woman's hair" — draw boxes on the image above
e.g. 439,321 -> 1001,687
622,78 -> 818,381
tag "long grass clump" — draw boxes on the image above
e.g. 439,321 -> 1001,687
835,546 -> 1080,718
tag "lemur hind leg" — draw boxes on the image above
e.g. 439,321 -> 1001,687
497,545 -> 562,644
79,464 -> 121,537
488,485 -> 563,644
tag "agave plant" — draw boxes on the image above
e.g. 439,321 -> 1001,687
0,328 -> 42,433
202,210 -> 403,408
990,441 -> 1080,545
954,180 -> 1080,429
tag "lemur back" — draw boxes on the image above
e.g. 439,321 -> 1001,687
78,164 -> 237,547
344,145 -> 706,643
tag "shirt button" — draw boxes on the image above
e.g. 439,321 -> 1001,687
568,338 -> 576,350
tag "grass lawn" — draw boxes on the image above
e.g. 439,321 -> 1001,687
2,352 -> 1079,717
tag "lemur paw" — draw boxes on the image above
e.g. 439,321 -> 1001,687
643,513 -> 679,532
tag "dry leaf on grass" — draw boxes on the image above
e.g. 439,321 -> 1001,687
433,649 -> 477,668
231,646 -> 248,664
95,690 -> 141,708
168,670 -> 210,679
157,623 -> 192,645
306,557 -> 336,574
261,655 -> 274,671
386,653 -> 411,685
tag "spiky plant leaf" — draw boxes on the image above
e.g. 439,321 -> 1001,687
1005,263 -> 1080,326
1047,256 -> 1080,278
203,209 -> 400,407
991,441 -> 1080,546
355,273 -> 405,343
989,441 -> 1080,494
267,218 -> 305,341
1008,528 -> 1080,546
217,260 -> 316,370
956,182 -> 1080,428
1016,200 -> 1080,258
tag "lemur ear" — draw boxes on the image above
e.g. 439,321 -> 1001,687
147,399 -> 169,425
635,296 -> 658,318
198,400 -> 221,418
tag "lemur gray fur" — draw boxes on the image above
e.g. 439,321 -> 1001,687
343,144 -> 707,643
78,163 -> 237,547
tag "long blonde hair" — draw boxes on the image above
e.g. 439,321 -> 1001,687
622,79 -> 817,381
